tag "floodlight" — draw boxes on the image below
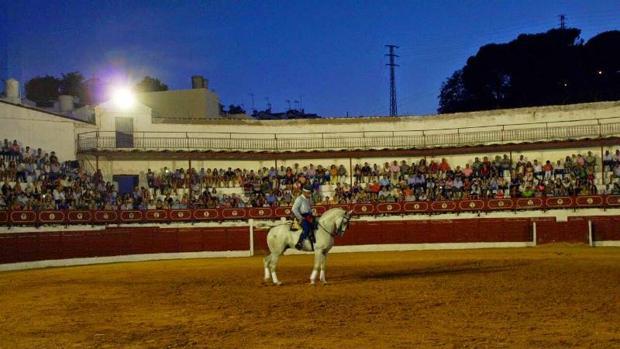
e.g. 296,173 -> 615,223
111,87 -> 135,109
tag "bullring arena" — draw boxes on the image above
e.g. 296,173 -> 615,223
1,88 -> 620,347
1,246 -> 619,348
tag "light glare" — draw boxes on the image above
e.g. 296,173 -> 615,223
112,87 -> 135,109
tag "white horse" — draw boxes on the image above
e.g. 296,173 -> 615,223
263,208 -> 352,285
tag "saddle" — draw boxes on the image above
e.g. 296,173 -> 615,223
292,219 -> 318,240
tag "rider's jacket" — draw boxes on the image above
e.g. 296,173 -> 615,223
292,195 -> 313,221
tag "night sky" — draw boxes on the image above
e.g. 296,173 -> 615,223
1,0 -> 619,116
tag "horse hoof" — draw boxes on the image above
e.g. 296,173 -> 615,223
274,281 -> 282,286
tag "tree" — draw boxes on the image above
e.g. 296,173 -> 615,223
25,72 -> 89,107
228,104 -> 246,114
81,77 -> 105,105
135,76 -> 168,92
25,75 -> 61,107
583,31 -> 620,102
438,28 -> 620,114
59,71 -> 86,103
438,70 -> 469,113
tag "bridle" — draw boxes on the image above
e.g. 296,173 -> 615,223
319,211 -> 352,238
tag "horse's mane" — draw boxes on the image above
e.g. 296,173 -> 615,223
318,207 -> 345,229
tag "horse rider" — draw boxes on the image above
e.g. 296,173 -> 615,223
293,185 -> 315,250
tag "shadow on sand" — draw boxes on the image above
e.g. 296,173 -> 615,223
344,261 -> 530,283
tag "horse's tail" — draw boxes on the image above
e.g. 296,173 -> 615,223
253,221 -> 289,230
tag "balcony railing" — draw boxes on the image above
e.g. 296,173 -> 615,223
77,116 -> 620,153
2,195 -> 620,226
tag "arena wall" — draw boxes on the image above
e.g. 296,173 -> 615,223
2,212 -> 619,271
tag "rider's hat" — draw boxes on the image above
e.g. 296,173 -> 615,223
302,185 -> 312,193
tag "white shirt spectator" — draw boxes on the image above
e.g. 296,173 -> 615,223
53,188 -> 65,202
534,163 -> 543,173
453,177 -> 464,189
604,152 -> 613,162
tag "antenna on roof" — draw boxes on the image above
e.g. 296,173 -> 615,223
558,14 -> 566,29
385,44 -> 399,116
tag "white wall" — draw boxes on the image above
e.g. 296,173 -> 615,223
0,101 -> 96,160
95,101 -> 151,135
94,100 -> 620,139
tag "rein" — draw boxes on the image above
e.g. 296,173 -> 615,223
318,213 -> 351,238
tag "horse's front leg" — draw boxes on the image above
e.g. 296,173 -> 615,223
310,250 -> 323,285
319,251 -> 328,284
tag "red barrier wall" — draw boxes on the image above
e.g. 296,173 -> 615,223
0,227 -> 250,264
534,218 -> 589,244
2,216 -> 619,265
335,219 -> 532,246
589,217 -> 620,241
253,229 -> 270,252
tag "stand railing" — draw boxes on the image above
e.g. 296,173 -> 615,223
77,117 -> 620,153
2,195 -> 619,226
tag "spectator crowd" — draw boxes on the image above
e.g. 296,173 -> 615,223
2,138 -> 620,211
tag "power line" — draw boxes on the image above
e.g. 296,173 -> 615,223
385,44 -> 399,116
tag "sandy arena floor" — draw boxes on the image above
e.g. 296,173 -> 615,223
1,245 -> 619,348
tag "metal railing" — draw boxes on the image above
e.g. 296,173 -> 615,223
77,116 -> 620,153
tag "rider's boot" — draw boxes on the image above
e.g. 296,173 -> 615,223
295,233 -> 305,250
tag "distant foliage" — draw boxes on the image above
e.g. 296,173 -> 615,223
59,72 -> 86,102
60,72 -> 84,97
25,75 -> 61,107
135,76 -> 169,92
228,104 -> 246,114
438,29 -> 620,114
25,72 -> 88,107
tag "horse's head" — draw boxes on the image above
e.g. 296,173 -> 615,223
334,209 -> 353,237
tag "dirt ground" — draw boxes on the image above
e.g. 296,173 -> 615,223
1,245 -> 619,349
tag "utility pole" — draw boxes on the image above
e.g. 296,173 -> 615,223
559,14 -> 566,29
249,93 -> 255,111
385,44 -> 399,116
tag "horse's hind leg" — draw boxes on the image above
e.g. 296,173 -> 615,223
263,255 -> 271,282
269,253 -> 282,285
